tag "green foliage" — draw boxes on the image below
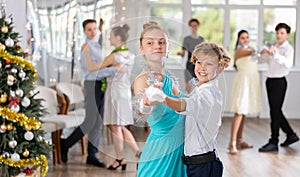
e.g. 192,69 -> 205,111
0,15 -> 23,57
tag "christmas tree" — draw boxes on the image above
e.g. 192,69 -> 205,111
0,4 -> 50,177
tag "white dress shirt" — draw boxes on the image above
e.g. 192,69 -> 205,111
265,40 -> 294,78
179,79 -> 223,156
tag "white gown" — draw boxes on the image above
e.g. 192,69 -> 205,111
229,56 -> 261,114
103,52 -> 135,125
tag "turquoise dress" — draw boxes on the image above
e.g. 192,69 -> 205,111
137,74 -> 187,177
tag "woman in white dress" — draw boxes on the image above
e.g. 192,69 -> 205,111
228,30 -> 261,154
85,24 -> 140,170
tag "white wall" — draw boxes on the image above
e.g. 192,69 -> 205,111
5,0 -> 27,49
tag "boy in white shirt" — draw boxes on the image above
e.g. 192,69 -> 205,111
144,42 -> 231,177
258,23 -> 299,152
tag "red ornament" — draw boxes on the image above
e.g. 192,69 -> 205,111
23,168 -> 34,174
5,60 -> 12,65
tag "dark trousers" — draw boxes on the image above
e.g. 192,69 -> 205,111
186,158 -> 223,177
64,80 -> 105,157
266,77 -> 294,144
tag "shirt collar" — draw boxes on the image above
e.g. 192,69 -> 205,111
276,40 -> 289,48
196,79 -> 219,92
86,38 -> 100,47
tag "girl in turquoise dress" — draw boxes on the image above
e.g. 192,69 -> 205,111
134,21 -> 186,177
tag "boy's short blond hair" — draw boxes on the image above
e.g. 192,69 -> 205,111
191,42 -> 231,68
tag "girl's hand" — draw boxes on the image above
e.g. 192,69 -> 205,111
144,86 -> 166,104
260,49 -> 273,56
143,94 -> 151,106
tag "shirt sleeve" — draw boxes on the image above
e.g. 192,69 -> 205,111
274,46 -> 294,68
182,37 -> 188,50
96,67 -> 117,80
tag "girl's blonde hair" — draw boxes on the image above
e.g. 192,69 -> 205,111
139,21 -> 168,45
191,42 -> 231,68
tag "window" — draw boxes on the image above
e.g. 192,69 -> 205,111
263,0 -> 297,5
192,7 -> 224,45
229,9 -> 258,56
35,0 -> 299,68
150,7 -> 183,57
149,0 -> 182,4
192,0 -> 225,4
263,8 -> 296,48
189,0 -> 299,68
229,0 -> 259,5
95,5 -> 115,55
37,10 -> 51,52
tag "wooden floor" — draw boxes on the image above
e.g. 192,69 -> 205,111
45,118 -> 300,177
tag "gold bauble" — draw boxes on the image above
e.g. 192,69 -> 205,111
6,124 -> 13,131
23,149 -> 29,157
1,26 -> 8,33
0,96 -> 7,103
24,124 -> 31,131
34,123 -> 41,130
0,93 -> 7,103
0,43 -> 6,50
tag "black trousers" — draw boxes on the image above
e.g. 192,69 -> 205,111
64,80 -> 105,156
186,158 -> 223,177
266,77 -> 294,144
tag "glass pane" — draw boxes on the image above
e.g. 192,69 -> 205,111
229,0 -> 259,5
264,0 -> 297,5
191,0 -> 225,4
150,7 -> 183,60
96,0 -> 113,7
149,0 -> 182,3
230,9 -> 258,57
95,6 -> 115,56
51,11 -> 68,56
79,5 -> 94,19
192,7 -> 224,45
38,14 -> 51,52
66,7 -> 77,58
263,8 -> 296,49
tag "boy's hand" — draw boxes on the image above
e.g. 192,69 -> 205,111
266,45 -> 277,56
